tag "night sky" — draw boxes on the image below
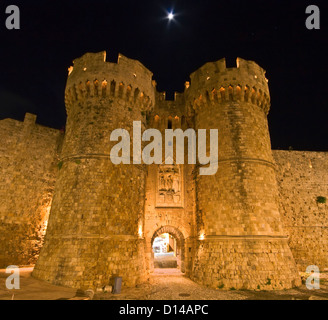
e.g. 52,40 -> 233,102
0,0 -> 327,151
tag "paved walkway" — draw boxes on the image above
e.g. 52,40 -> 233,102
0,267 -> 76,300
154,253 -> 178,268
1,267 -> 328,300
99,269 -> 328,300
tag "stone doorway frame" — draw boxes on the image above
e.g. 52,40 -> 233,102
151,225 -> 185,273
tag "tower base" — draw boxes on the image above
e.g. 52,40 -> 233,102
32,237 -> 147,290
191,237 -> 301,290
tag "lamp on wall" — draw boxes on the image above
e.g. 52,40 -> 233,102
138,225 -> 143,239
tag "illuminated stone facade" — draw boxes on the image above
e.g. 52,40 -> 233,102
1,51 -> 327,290
0,114 -> 62,267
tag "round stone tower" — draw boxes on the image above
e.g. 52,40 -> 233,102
33,51 -> 155,290
187,58 -> 301,290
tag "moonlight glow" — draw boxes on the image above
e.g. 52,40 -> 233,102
168,12 -> 174,20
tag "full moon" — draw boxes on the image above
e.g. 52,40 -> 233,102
168,12 -> 174,20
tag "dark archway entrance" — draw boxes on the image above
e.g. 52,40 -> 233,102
151,226 -> 185,273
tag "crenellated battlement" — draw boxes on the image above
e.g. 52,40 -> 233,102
65,53 -> 271,116
65,51 -> 156,112
187,57 -> 271,114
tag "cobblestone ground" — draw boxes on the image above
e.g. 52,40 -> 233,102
1,267 -> 328,300
96,269 -> 328,301
0,267 -> 76,300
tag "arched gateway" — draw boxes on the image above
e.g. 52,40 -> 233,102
151,226 -> 186,272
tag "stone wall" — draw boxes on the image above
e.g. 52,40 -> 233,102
0,113 -> 62,267
274,150 -> 328,272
